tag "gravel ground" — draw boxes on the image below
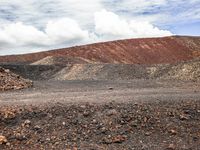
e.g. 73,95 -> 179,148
0,80 -> 200,149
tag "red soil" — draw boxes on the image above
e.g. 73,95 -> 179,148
0,36 -> 200,64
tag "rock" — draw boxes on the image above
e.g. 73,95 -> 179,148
108,87 -> 114,90
80,105 -> 86,109
169,129 -> 177,135
112,135 -> 126,143
102,137 -> 112,144
83,111 -> 90,117
24,119 -> 31,125
6,142 -> 11,146
179,114 -> 189,120
106,109 -> 118,116
145,132 -> 151,136
102,135 -> 126,144
0,135 -> 7,144
101,127 -> 107,133
4,69 -> 10,73
15,133 -> 27,141
54,142 -> 60,145
34,125 -> 41,130
3,110 -> 16,119
166,144 -> 175,150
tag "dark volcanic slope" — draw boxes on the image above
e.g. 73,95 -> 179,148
0,36 -> 200,64
1,58 -> 200,81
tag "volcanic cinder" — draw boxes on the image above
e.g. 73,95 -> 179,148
0,36 -> 200,65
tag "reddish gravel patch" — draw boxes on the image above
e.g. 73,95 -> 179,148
0,67 -> 32,91
0,100 -> 200,150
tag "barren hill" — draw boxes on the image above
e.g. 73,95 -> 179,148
0,36 -> 200,65
48,58 -> 200,81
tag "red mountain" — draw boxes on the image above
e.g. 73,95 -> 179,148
0,36 -> 200,64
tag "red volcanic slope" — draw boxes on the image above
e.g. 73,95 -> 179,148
0,36 -> 200,64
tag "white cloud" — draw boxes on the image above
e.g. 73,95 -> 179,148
0,10 -> 172,55
94,10 -> 172,40
0,18 -> 90,53
1,22 -> 47,46
45,18 -> 90,44
0,0 -> 199,55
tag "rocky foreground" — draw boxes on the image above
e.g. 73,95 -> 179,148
0,67 -> 32,91
0,100 -> 200,150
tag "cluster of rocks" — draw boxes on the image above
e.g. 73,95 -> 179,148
0,67 -> 33,91
53,58 -> 200,81
0,100 -> 200,149
161,58 -> 200,81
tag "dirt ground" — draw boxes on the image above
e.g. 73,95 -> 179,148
0,80 -> 200,149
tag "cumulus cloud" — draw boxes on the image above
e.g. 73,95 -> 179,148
0,10 -> 173,54
94,10 -> 172,40
0,18 -> 91,54
1,0 -> 199,55
0,22 -> 47,46
0,9 -> 174,55
45,18 -> 90,44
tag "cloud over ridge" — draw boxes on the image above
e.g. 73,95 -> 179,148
0,9 -> 172,55
0,0 -> 199,55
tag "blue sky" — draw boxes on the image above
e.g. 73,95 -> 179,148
0,0 -> 199,55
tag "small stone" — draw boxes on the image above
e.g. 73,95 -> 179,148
166,144 -> 175,150
4,69 -> 10,73
92,119 -> 97,123
6,142 -> 11,146
106,109 -> 118,116
144,117 -> 148,123
24,119 -> 31,125
112,135 -> 126,143
83,111 -> 90,117
145,132 -> 151,136
62,122 -> 66,126
179,114 -> 189,120
80,105 -> 86,109
101,127 -> 107,133
47,113 -> 53,118
102,137 -> 112,144
34,125 -> 41,130
15,133 -> 27,141
108,87 -> 114,90
169,129 -> 177,135
0,136 -> 7,144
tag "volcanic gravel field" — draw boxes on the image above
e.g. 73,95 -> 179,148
0,80 -> 200,149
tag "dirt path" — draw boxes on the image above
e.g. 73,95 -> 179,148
1,80 -> 200,105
